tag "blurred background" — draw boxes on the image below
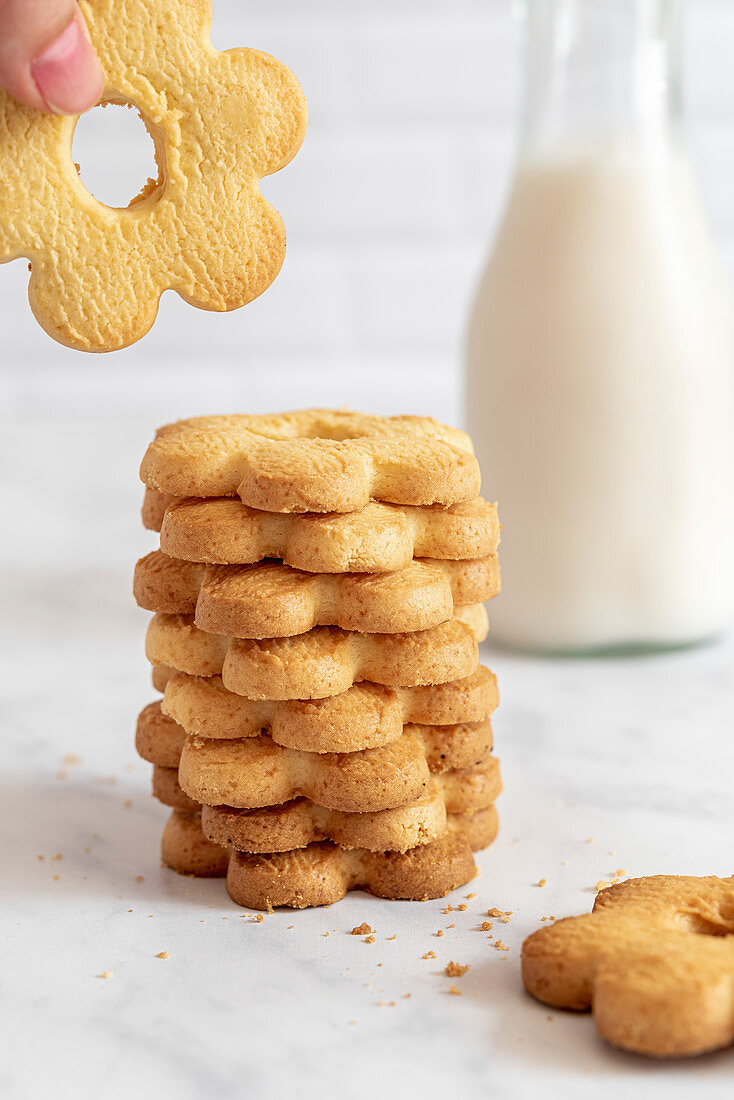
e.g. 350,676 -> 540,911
2,0 -> 734,588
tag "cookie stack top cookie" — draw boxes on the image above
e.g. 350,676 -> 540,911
139,410 -> 482,512
134,409 -> 502,908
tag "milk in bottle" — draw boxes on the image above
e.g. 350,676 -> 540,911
466,0 -> 734,652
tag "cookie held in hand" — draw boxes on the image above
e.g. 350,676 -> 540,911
522,875 -> 734,1058
0,0 -> 307,351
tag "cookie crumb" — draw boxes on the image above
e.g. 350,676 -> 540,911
98,971 -> 114,979
155,951 -> 170,959
255,914 -> 264,922
480,921 -> 493,932
52,874 -> 60,881
445,962 -> 470,978
465,893 -> 476,900
422,951 -> 437,960
448,985 -> 462,996
135,875 -> 144,883
365,935 -> 375,944
37,855 -> 44,861
122,799 -> 133,809
595,880 -> 610,892
387,934 -> 397,941
351,923 -> 372,936
537,878 -> 547,887
51,853 -> 63,861
436,930 -> 444,937
586,837 -> 595,844
493,940 -> 509,952
487,907 -> 512,923
614,868 -> 627,878
457,903 -> 468,911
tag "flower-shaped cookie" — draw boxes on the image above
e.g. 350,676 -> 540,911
0,0 -> 307,351
140,410 -> 480,512
522,875 -> 734,1058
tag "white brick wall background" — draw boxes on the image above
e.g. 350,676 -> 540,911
1,0 -> 734,574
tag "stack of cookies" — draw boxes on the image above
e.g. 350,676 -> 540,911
134,410 -> 502,909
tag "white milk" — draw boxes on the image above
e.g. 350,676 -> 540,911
466,146 -> 734,651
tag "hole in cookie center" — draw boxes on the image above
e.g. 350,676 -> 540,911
72,101 -> 162,210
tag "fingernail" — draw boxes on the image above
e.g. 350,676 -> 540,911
31,16 -> 104,115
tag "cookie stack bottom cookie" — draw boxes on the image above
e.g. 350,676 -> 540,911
134,409 -> 503,909
136,657 -> 503,906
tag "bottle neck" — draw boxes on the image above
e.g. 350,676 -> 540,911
517,0 -> 684,159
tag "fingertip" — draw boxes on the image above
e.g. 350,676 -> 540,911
31,14 -> 104,115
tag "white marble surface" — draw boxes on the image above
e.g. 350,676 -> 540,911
2,407 -> 733,1100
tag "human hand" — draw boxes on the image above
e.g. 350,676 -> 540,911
0,0 -> 103,113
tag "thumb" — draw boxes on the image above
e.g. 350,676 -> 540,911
0,0 -> 104,114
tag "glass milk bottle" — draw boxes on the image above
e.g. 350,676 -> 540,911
466,0 -> 734,653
